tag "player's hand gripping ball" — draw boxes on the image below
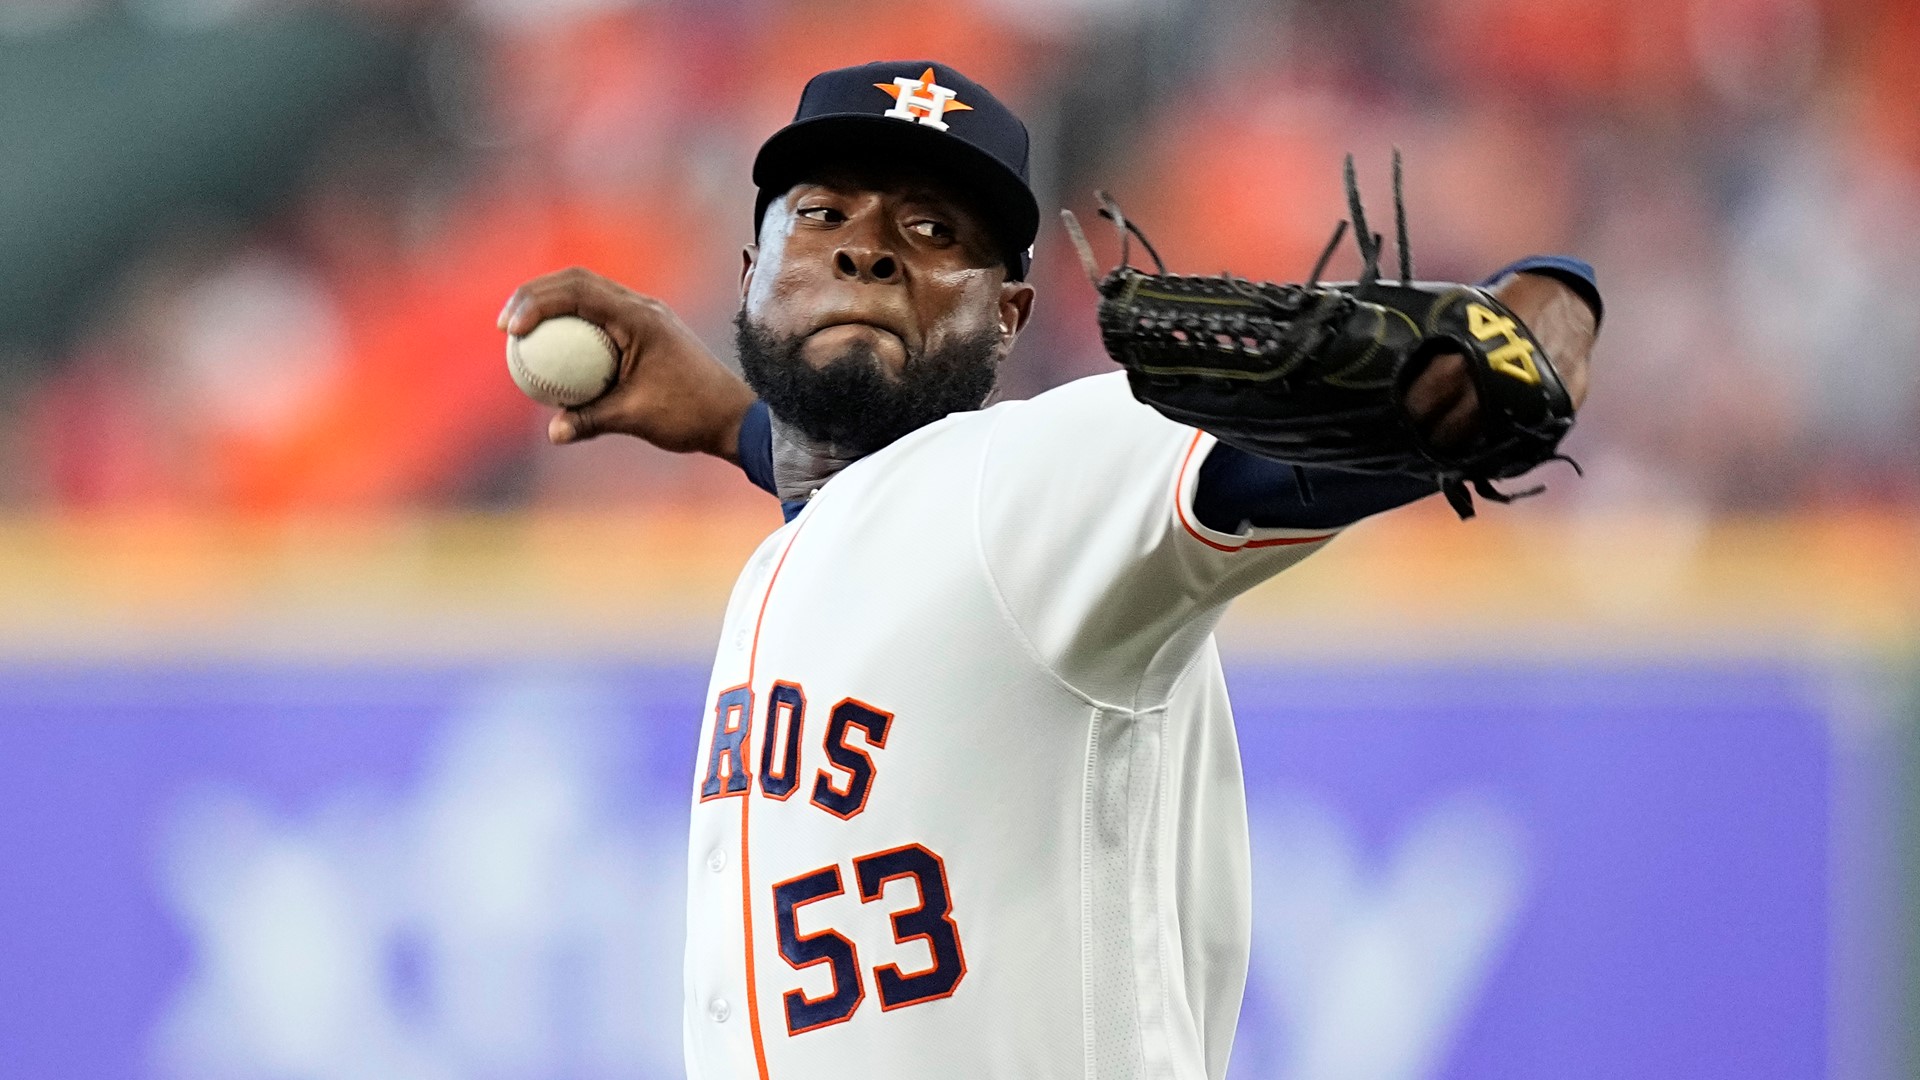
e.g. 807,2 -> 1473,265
507,316 -> 619,408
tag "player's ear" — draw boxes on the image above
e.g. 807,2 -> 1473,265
997,280 -> 1035,349
740,244 -> 759,299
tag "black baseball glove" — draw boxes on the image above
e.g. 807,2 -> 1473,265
1064,153 -> 1579,519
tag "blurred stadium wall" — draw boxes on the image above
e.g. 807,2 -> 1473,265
3,508 -> 1911,1079
0,1 -> 1915,1079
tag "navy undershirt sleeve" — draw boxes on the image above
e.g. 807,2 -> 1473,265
1190,257 -> 1601,533
1485,254 -> 1603,326
737,399 -> 777,497
1193,453 -> 1441,532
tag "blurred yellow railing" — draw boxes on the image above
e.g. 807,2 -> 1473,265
0,505 -> 1913,660
1220,502 -> 1920,659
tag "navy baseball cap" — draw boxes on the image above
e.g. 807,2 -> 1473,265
752,61 -> 1038,279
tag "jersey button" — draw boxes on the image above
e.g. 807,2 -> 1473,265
707,848 -> 727,873
709,997 -> 731,1023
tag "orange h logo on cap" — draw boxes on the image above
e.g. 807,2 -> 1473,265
874,68 -> 973,132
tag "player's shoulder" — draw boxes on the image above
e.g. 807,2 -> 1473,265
867,371 -> 1151,457
848,371 -> 1178,486
1009,370 -> 1137,412
983,370 -> 1185,448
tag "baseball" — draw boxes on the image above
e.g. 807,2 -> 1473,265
507,316 -> 619,408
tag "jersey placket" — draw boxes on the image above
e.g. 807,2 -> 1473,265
724,515 -> 814,1080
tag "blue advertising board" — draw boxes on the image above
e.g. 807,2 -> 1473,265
0,660 -> 1833,1078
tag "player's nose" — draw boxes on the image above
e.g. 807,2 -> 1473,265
831,218 -> 901,284
832,246 -> 900,283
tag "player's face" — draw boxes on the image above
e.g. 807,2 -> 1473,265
741,164 -> 1033,377
735,163 -> 1035,452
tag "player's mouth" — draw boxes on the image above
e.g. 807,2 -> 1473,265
795,316 -> 914,375
818,320 -> 899,338
806,322 -> 916,368
807,311 -> 914,346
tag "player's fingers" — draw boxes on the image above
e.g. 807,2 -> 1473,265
498,283 -> 547,332
1402,352 -> 1469,424
549,404 -> 605,445
1426,380 -> 1483,452
504,280 -> 587,337
503,272 -> 647,342
502,271 -> 600,335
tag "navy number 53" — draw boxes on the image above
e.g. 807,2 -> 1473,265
772,842 -> 967,1034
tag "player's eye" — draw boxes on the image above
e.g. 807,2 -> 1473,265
908,219 -> 954,241
798,206 -> 845,223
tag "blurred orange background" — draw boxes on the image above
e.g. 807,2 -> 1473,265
2,0 -> 1917,519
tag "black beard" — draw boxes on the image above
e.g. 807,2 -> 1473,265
734,311 -> 999,457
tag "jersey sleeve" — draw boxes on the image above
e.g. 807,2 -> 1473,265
973,371 -> 1336,708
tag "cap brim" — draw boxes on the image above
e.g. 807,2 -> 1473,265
752,115 -> 1038,278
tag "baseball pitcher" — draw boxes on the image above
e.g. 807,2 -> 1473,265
497,61 -> 1601,1080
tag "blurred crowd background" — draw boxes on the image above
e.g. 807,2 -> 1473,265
3,0 -> 1917,515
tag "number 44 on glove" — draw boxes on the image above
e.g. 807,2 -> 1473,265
1062,152 -> 1581,520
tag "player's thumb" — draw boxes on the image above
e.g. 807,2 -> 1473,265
548,406 -> 603,445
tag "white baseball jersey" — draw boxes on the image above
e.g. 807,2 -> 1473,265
683,371 -> 1339,1079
